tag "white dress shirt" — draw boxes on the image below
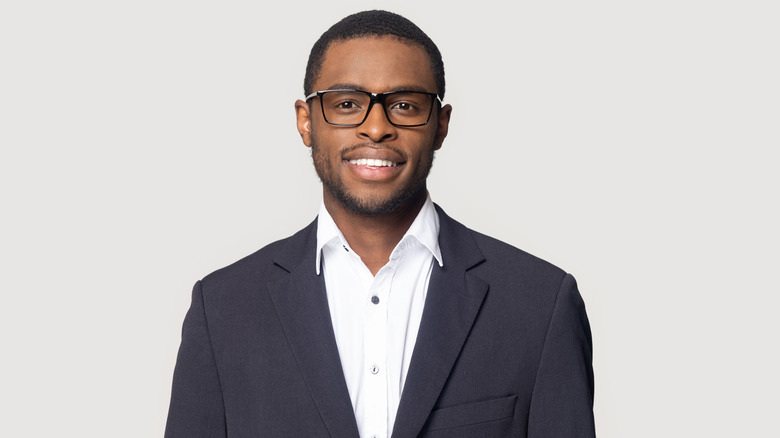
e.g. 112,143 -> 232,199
316,195 -> 443,438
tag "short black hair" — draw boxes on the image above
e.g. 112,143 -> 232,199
303,10 -> 445,99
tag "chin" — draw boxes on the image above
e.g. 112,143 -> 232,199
332,185 -> 425,216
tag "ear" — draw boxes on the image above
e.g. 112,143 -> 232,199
433,103 -> 452,151
295,99 -> 312,147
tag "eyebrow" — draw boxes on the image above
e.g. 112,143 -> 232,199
324,83 -> 433,94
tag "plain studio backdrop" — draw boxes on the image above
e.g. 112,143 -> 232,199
1,1 -> 778,436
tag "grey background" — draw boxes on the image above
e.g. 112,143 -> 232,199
1,1 -> 778,436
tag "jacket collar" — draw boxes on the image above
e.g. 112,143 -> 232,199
391,204 -> 488,437
267,221 -> 361,437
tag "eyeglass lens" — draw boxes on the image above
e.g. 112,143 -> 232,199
320,91 -> 433,126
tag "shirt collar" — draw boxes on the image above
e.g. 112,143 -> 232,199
315,194 -> 443,275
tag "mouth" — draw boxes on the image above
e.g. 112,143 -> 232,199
347,158 -> 399,168
341,144 -> 407,177
343,152 -> 405,182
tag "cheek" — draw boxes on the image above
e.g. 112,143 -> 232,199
413,131 -> 439,157
311,125 -> 350,154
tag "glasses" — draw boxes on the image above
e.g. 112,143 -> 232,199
305,89 -> 441,127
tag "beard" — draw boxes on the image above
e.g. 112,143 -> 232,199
310,131 -> 435,216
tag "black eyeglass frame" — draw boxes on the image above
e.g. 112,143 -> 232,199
304,89 -> 442,127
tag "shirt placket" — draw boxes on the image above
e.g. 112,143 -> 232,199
362,262 -> 393,438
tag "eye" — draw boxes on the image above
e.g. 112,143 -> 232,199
336,101 -> 358,109
330,99 -> 364,113
390,102 -> 416,111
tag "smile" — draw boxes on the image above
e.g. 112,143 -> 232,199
348,158 -> 398,167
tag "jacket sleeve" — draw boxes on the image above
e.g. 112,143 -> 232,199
165,281 -> 227,438
527,274 -> 596,437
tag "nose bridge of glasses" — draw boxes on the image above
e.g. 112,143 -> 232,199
362,92 -> 392,125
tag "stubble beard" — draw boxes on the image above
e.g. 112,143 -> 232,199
310,132 -> 435,216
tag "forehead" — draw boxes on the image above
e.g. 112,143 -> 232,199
315,36 -> 437,93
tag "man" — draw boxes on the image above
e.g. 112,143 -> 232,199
166,10 -> 595,438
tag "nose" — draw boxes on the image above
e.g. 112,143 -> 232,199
358,101 -> 397,143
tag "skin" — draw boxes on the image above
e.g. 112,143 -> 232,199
295,36 -> 452,275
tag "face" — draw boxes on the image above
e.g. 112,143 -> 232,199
295,37 -> 452,216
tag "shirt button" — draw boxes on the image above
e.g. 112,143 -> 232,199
371,295 -> 380,304
370,364 -> 379,374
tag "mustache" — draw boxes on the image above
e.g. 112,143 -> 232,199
339,142 -> 407,160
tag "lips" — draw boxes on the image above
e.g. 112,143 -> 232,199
348,158 -> 397,167
342,147 -> 405,181
342,145 -> 406,169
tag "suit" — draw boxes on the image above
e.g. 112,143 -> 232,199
165,206 -> 595,437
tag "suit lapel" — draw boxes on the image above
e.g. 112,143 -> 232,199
391,207 -> 489,438
266,221 -> 360,438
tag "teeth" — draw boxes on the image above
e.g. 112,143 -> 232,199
349,158 -> 397,167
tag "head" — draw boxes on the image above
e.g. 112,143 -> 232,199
303,10 -> 446,100
295,11 -> 452,217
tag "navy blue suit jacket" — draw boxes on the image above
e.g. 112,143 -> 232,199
165,206 -> 595,437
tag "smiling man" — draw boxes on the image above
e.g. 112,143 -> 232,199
166,10 -> 595,438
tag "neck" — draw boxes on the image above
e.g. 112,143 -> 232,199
323,189 -> 427,276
